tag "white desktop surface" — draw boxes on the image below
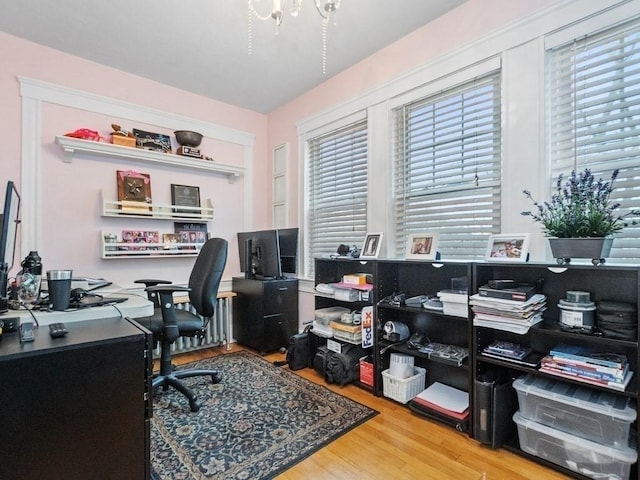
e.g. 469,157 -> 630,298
7,291 -> 154,326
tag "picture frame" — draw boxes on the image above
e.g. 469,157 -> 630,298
405,232 -> 440,260
359,232 -> 383,259
117,170 -> 152,213
132,128 -> 172,154
485,234 -> 530,262
171,184 -> 201,214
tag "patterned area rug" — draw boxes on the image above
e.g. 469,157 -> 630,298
150,351 -> 378,480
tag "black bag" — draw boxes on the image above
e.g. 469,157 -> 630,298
597,300 -> 637,341
286,331 -> 310,371
314,346 -> 328,376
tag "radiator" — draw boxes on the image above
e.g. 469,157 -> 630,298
151,296 -> 232,356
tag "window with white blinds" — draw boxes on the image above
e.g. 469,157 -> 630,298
306,120 -> 368,275
547,18 -> 640,261
392,72 -> 502,259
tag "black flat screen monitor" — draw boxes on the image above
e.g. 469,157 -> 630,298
0,181 -> 20,270
237,229 -> 282,280
277,228 -> 299,275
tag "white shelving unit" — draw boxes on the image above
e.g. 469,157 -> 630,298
55,135 -> 244,183
101,190 -> 214,221
100,191 -> 212,259
101,231 -> 202,259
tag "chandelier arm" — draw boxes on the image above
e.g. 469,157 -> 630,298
313,0 -> 330,19
249,0 -> 275,21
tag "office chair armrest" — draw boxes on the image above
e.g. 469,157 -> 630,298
134,279 -> 172,287
146,285 -> 191,294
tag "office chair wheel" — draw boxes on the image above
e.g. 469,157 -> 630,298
189,400 -> 201,412
211,372 -> 222,384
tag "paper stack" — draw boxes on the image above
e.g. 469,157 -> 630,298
412,382 -> 469,421
470,293 -> 547,334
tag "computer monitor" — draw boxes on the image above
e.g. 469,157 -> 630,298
0,180 -> 21,313
237,229 -> 282,280
277,228 -> 299,276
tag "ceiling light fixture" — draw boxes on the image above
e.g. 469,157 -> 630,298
248,0 -> 342,74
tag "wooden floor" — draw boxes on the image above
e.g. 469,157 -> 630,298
166,344 -> 571,480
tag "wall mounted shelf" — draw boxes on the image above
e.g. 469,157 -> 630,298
101,190 -> 214,221
55,135 -> 244,183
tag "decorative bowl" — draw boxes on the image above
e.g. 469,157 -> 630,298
174,130 -> 203,147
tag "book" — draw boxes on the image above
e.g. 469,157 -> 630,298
539,364 -> 634,392
478,284 -> 536,301
549,343 -> 628,369
541,355 -> 628,381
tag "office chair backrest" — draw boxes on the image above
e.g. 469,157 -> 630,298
188,237 -> 228,318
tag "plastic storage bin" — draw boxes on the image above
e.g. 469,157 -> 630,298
513,374 -> 636,448
513,411 -> 637,480
314,306 -> 350,326
382,366 -> 426,404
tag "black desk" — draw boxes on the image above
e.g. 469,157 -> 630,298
0,317 -> 152,479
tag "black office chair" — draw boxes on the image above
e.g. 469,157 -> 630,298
136,237 -> 228,412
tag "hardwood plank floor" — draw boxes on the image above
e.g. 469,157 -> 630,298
164,345 -> 571,480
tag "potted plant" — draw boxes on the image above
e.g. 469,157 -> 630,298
521,168 -> 639,264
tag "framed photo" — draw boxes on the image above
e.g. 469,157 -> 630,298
171,184 -> 200,214
360,232 -> 383,259
117,170 -> 152,213
485,234 -> 530,262
162,233 -> 180,250
405,232 -> 439,260
132,128 -> 172,154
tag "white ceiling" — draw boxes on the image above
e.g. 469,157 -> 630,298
0,0 -> 469,114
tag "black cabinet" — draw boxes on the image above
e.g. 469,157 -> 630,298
375,259 -> 472,430
313,257 -> 377,389
0,317 -> 152,480
232,277 -> 298,355
472,262 -> 639,480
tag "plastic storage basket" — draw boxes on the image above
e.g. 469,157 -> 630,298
513,411 -> 637,480
382,366 -> 426,404
513,374 -> 636,448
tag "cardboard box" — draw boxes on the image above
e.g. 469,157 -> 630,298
111,135 -> 136,147
342,273 -> 368,285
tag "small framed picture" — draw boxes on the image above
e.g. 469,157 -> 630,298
171,184 -> 200,214
360,232 -> 383,259
117,170 -> 152,213
405,232 -> 439,260
485,234 -> 530,262
132,129 -> 172,154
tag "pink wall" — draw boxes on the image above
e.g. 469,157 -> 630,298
1,32 -> 268,285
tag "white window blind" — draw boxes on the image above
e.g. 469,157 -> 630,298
548,18 -> 640,261
393,72 -> 502,259
307,120 -> 368,275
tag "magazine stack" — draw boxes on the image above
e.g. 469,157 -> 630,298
470,284 -> 547,334
539,343 -> 633,392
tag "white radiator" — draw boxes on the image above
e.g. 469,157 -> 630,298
151,297 -> 232,356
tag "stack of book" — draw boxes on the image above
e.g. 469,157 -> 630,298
540,343 -> 633,392
470,285 -> 547,334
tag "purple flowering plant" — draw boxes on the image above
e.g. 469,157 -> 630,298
522,169 -> 640,238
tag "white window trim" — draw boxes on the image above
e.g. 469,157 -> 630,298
295,0 -> 635,275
